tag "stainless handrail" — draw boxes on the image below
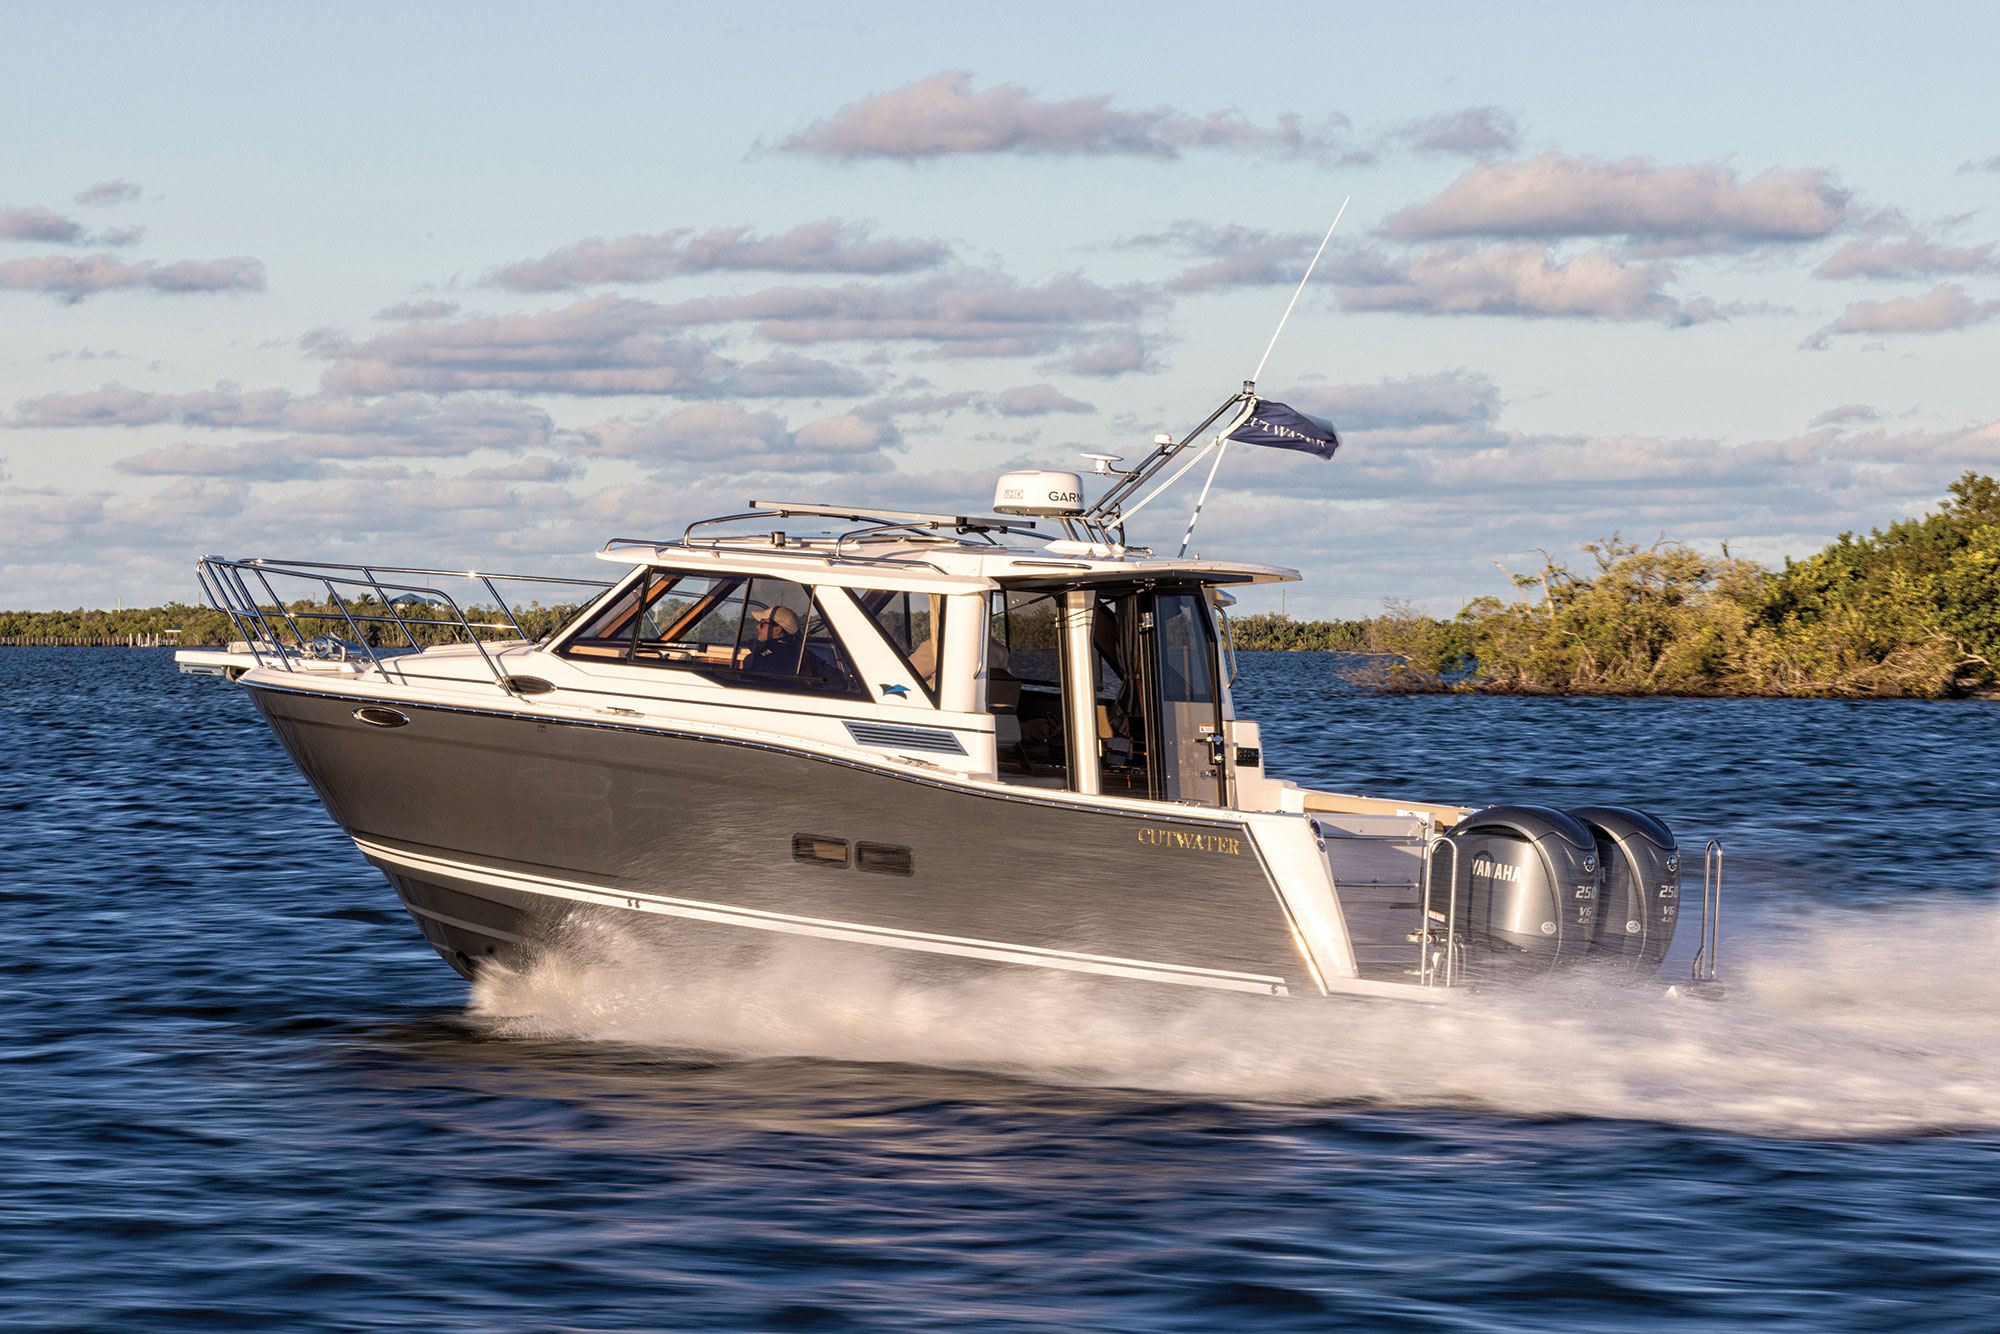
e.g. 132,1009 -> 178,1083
1419,836 -> 1461,987
604,534 -> 956,577
192,555 -> 610,698
1693,839 -> 1723,983
243,556 -> 608,587
833,522 -> 1004,563
679,503 -> 1041,556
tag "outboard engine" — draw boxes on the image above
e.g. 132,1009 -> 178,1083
1431,806 -> 1600,980
1572,806 -> 1680,976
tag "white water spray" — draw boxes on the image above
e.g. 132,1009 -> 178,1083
468,901 -> 2000,1139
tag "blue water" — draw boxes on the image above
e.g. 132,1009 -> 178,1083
5,647 -> 1999,1331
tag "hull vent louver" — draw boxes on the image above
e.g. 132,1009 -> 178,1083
843,721 -> 967,755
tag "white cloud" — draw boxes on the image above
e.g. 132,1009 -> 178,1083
74,180 -> 142,207
0,253 -> 264,303
1334,243 -> 1693,323
778,73 -> 1360,164
15,384 -> 557,460
1384,153 -> 1852,250
1123,222 -> 1321,293
308,295 -> 872,397
1286,370 -> 1502,443
993,384 -> 1095,416
850,389 -> 983,420
14,382 -> 293,429
1044,332 -> 1159,377
464,456 -> 584,483
1389,107 -> 1521,157
488,220 -> 951,292
579,401 -> 898,475
1809,404 -> 1879,427
373,298 -> 460,320
0,206 -> 86,244
651,273 -> 1153,359
114,442 -> 335,482
1803,283 -> 2000,348
1814,234 -> 1999,280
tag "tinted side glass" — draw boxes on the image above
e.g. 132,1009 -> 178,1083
644,575 -> 746,651
854,589 -> 946,699
1155,593 -> 1216,704
635,574 -> 748,666
990,591 -> 1061,687
558,579 -> 648,659
562,570 -> 864,699
988,590 -> 1068,782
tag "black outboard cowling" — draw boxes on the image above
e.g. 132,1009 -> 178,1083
1572,806 -> 1680,976
1433,806 -> 1600,979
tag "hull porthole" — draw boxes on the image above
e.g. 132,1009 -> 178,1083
353,706 -> 411,728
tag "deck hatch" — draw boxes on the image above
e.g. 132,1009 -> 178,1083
843,721 -> 967,755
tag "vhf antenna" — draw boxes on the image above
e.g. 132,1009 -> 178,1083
1177,198 -> 1351,556
1249,196 -> 1348,389
1086,199 -> 1352,544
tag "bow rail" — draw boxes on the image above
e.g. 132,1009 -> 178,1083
193,555 -> 611,699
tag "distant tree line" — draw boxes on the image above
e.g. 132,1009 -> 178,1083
0,603 -> 236,645
0,597 -> 583,651
10,475 -> 2000,697
1238,472 -> 2000,698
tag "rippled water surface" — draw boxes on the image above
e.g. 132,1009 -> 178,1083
5,648 -> 1999,1331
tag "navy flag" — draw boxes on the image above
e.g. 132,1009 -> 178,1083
1226,400 -> 1340,460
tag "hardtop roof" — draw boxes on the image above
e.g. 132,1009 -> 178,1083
595,536 -> 1299,592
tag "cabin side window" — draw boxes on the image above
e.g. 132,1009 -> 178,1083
1092,592 -> 1150,796
558,579 -> 649,659
851,589 -> 946,702
558,570 -> 865,699
1154,592 -> 1216,704
987,590 -> 1068,786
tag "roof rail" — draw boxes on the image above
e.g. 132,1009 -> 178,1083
672,501 -> 1043,551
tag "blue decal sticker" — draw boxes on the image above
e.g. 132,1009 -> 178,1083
879,683 -> 910,698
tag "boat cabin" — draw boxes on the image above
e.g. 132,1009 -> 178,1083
552,509 -> 1298,812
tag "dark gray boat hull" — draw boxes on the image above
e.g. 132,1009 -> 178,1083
249,685 -> 1310,995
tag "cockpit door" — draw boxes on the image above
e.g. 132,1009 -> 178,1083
1148,589 -> 1226,805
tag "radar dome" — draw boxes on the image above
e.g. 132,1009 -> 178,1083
992,471 -> 1084,517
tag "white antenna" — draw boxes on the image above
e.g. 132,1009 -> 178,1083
1178,436 -> 1231,557
1249,196 -> 1349,386
1172,200 -> 1348,555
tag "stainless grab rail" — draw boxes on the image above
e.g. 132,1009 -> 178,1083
606,530 -> 956,577
192,555 -> 611,698
1419,836 -> 1461,987
1693,839 -> 1723,984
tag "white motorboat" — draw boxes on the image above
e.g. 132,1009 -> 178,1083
177,385 -> 1721,1002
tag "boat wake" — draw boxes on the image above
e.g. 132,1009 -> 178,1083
467,901 -> 2000,1138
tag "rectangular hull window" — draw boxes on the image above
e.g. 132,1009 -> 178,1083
855,843 -> 914,876
792,834 -> 850,866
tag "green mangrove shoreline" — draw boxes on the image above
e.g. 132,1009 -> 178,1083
1236,472 -> 2000,699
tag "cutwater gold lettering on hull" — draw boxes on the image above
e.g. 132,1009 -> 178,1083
1136,827 -> 1242,856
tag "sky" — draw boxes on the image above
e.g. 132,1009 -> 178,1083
4,1 -> 1999,616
